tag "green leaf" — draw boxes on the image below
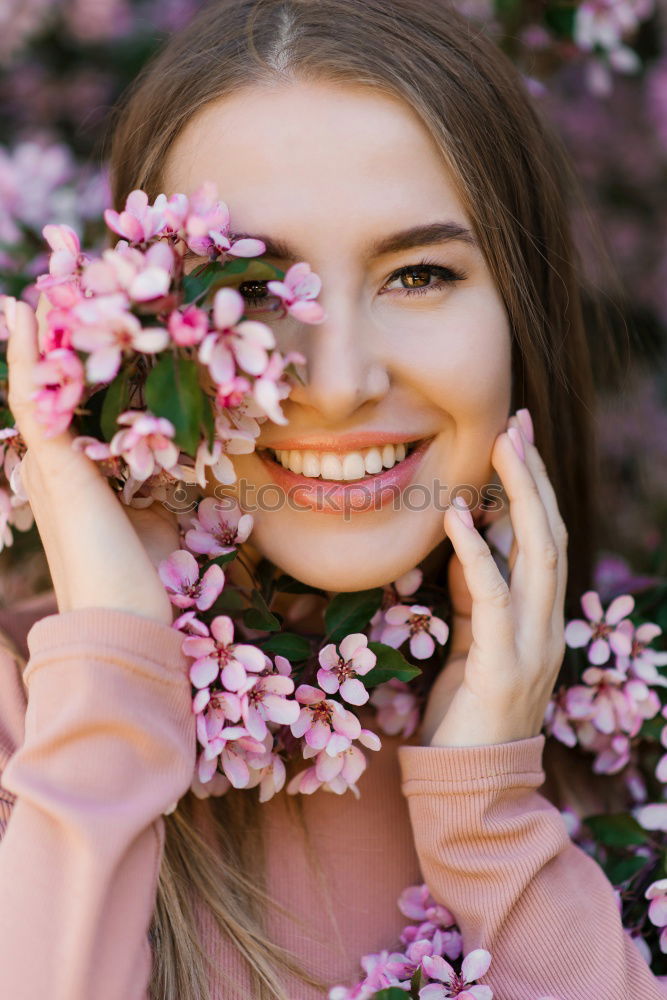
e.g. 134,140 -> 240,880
371,989 -> 409,1000
639,715 -> 665,742
362,641 -> 422,687
182,257 -> 285,307
324,588 -> 383,645
274,573 -> 327,597
100,368 -> 133,441
410,965 -> 424,992
583,813 -> 648,848
201,394 -> 216,452
258,632 -> 312,661
207,587 -> 245,615
145,354 -> 203,455
605,853 -> 650,886
544,4 -> 576,39
205,550 -> 239,569
0,358 -> 8,380
243,607 -> 282,631
242,588 -> 281,631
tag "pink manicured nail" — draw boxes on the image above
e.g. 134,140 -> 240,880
507,426 -> 525,462
516,407 -> 534,444
451,496 -> 475,529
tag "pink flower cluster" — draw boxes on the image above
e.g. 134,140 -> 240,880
159,495 -> 388,803
574,0 -> 654,95
329,882 -> 561,999
16,182 -> 324,510
545,590 -> 667,774
369,566 -> 449,660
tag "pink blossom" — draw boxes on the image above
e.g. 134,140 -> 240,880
267,262 -> 326,323
198,287 -> 275,381
243,742 -> 288,803
398,884 -> 456,928
36,223 -> 87,290
82,240 -> 174,303
71,307 -> 169,383
645,878 -> 667,953
369,567 -> 423,639
237,672 -> 300,741
167,303 -> 209,346
317,633 -> 377,705
158,549 -> 225,613
370,678 -> 420,737
104,189 -> 167,244
251,348 -> 305,425
182,613 -> 266,691
215,373 -> 252,410
31,348 -> 85,437
381,603 -> 449,659
614,618 -> 667,685
290,684 -> 361,751
184,181 -> 265,260
573,663 -> 660,736
564,590 -> 634,664
109,410 -> 179,482
420,948 -> 492,999
185,495 -> 253,557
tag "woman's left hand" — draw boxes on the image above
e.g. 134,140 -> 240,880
418,409 -> 568,748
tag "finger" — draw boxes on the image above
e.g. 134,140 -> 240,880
446,549 -> 473,658
508,413 -> 568,628
443,498 -> 516,663
6,300 -> 77,461
490,424 -> 559,638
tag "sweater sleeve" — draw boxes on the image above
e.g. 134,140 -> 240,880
397,734 -> 667,999
0,607 -> 196,1000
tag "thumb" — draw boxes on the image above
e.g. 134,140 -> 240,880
446,548 -> 473,658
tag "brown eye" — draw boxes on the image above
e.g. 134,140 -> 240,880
238,279 -> 269,304
401,268 -> 433,288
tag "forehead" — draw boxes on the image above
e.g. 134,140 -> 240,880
161,80 -> 472,250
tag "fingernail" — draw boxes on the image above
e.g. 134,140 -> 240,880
451,495 -> 475,529
507,426 -> 525,462
516,407 -> 534,445
2,296 -> 16,333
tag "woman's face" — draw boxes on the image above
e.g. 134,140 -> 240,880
162,80 -> 512,592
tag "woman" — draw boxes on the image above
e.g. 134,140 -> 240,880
0,1 -> 663,998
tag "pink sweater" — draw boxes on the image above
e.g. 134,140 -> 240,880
0,598 -> 666,1000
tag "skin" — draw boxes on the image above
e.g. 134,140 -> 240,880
5,79 -> 569,749
161,81 -> 512,594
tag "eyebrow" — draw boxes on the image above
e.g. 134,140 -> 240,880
225,221 -> 478,264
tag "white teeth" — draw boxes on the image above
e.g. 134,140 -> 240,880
364,447 -> 383,474
301,451 -> 321,477
288,450 -> 303,474
269,440 -> 420,480
320,452 -> 343,479
342,452 -> 366,480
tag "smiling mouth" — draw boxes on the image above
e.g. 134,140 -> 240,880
259,437 -> 429,483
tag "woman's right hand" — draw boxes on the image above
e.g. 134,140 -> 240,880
4,295 -> 179,626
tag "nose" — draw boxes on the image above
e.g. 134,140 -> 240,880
286,299 -> 390,424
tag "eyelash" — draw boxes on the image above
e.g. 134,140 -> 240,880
184,254 -> 467,307
381,258 -> 468,298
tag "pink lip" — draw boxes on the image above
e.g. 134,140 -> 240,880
256,437 -> 434,515
260,431 -> 426,453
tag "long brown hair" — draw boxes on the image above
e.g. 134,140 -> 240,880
104,1 -> 620,996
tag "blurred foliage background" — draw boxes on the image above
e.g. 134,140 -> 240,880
0,0 -> 665,606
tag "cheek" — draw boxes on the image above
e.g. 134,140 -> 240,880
378,287 -> 512,419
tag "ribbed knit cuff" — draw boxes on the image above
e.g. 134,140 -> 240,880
25,606 -> 189,685
398,733 -> 546,792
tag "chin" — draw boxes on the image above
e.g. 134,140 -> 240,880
248,506 -> 446,592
